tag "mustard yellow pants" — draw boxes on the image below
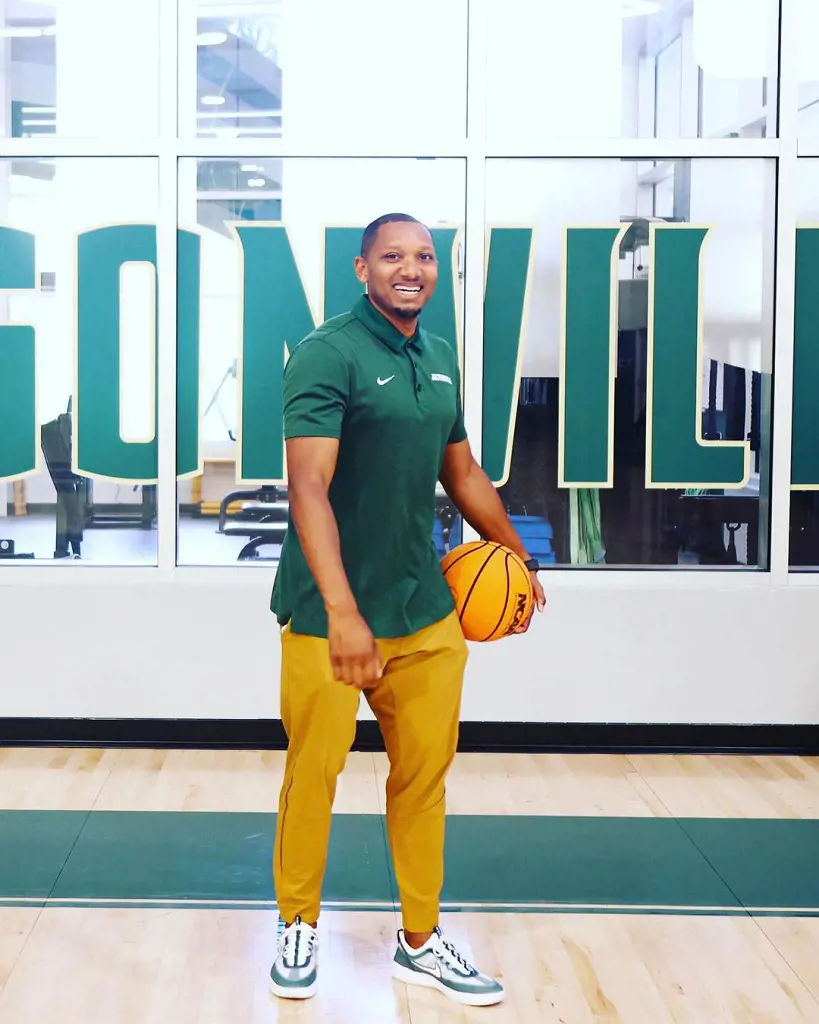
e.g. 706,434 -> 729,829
273,611 -> 467,932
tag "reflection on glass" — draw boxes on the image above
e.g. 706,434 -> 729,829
190,0 -> 467,140
0,3 -> 56,138
798,0 -> 819,136
485,0 -> 778,140
0,0 -> 159,138
485,158 -> 774,568
177,156 -> 467,566
0,159 -> 159,565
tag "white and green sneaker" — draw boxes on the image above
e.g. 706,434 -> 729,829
392,927 -> 505,1006
269,916 -> 318,1000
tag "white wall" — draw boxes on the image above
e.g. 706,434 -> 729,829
1,577 -> 818,724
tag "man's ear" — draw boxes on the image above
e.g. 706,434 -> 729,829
353,256 -> 368,285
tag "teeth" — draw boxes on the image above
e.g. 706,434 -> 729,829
395,286 -> 420,294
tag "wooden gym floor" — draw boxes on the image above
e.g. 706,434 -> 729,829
2,748 -> 819,1022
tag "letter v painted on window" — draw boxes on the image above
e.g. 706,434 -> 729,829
0,226 -> 37,483
559,225 -> 627,489
482,227 -> 535,486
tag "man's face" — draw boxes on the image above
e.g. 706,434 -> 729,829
355,221 -> 438,323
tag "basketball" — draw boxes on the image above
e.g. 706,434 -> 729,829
441,541 -> 535,642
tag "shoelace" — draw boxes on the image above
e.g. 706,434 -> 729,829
432,932 -> 477,976
280,917 -> 316,969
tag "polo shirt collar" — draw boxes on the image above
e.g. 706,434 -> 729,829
354,295 -> 421,352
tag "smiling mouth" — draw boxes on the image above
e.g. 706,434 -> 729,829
393,285 -> 422,296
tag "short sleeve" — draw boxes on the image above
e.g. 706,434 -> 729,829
283,339 -> 350,440
447,357 -> 468,445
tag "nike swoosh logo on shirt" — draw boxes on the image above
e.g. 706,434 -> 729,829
377,376 -> 395,386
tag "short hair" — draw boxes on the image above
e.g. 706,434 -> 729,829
360,213 -> 424,258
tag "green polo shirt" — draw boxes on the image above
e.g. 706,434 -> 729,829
270,295 -> 466,639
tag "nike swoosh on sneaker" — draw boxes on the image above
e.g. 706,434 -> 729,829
412,955 -> 442,978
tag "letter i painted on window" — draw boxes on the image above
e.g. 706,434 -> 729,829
0,227 -> 37,483
646,223 -> 749,489
559,225 -> 627,489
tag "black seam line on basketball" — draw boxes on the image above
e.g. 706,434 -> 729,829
480,550 -> 513,642
442,540 -> 490,578
458,545 -> 503,625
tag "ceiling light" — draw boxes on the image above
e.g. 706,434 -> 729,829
195,4 -> 280,16
622,0 -> 660,16
247,178 -> 265,187
197,30 -> 227,45
0,25 -> 49,38
196,108 -> 282,119
240,164 -> 263,172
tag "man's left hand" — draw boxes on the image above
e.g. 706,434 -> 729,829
515,572 -> 546,634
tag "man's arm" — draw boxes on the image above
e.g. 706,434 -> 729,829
286,436 -> 355,616
282,339 -> 381,686
439,439 -> 546,621
287,436 -> 382,687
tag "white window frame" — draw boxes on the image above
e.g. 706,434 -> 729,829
1,0 -> 808,593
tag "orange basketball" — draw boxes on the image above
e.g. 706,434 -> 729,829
441,541 -> 535,642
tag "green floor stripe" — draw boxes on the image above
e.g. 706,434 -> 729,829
441,816 -> 739,909
2,812 -> 819,914
680,819 -> 819,910
0,811 -> 89,897
50,812 -> 391,903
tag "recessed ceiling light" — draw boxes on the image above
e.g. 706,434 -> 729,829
622,0 -> 660,16
248,178 -> 265,187
200,95 -> 226,106
0,25 -> 47,38
197,31 -> 227,45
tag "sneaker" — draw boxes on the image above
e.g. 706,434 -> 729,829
392,927 -> 505,1007
269,916 -> 318,1000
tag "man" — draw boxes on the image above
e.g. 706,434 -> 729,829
268,213 -> 546,1007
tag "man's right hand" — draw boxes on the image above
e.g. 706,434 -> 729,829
327,607 -> 383,689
